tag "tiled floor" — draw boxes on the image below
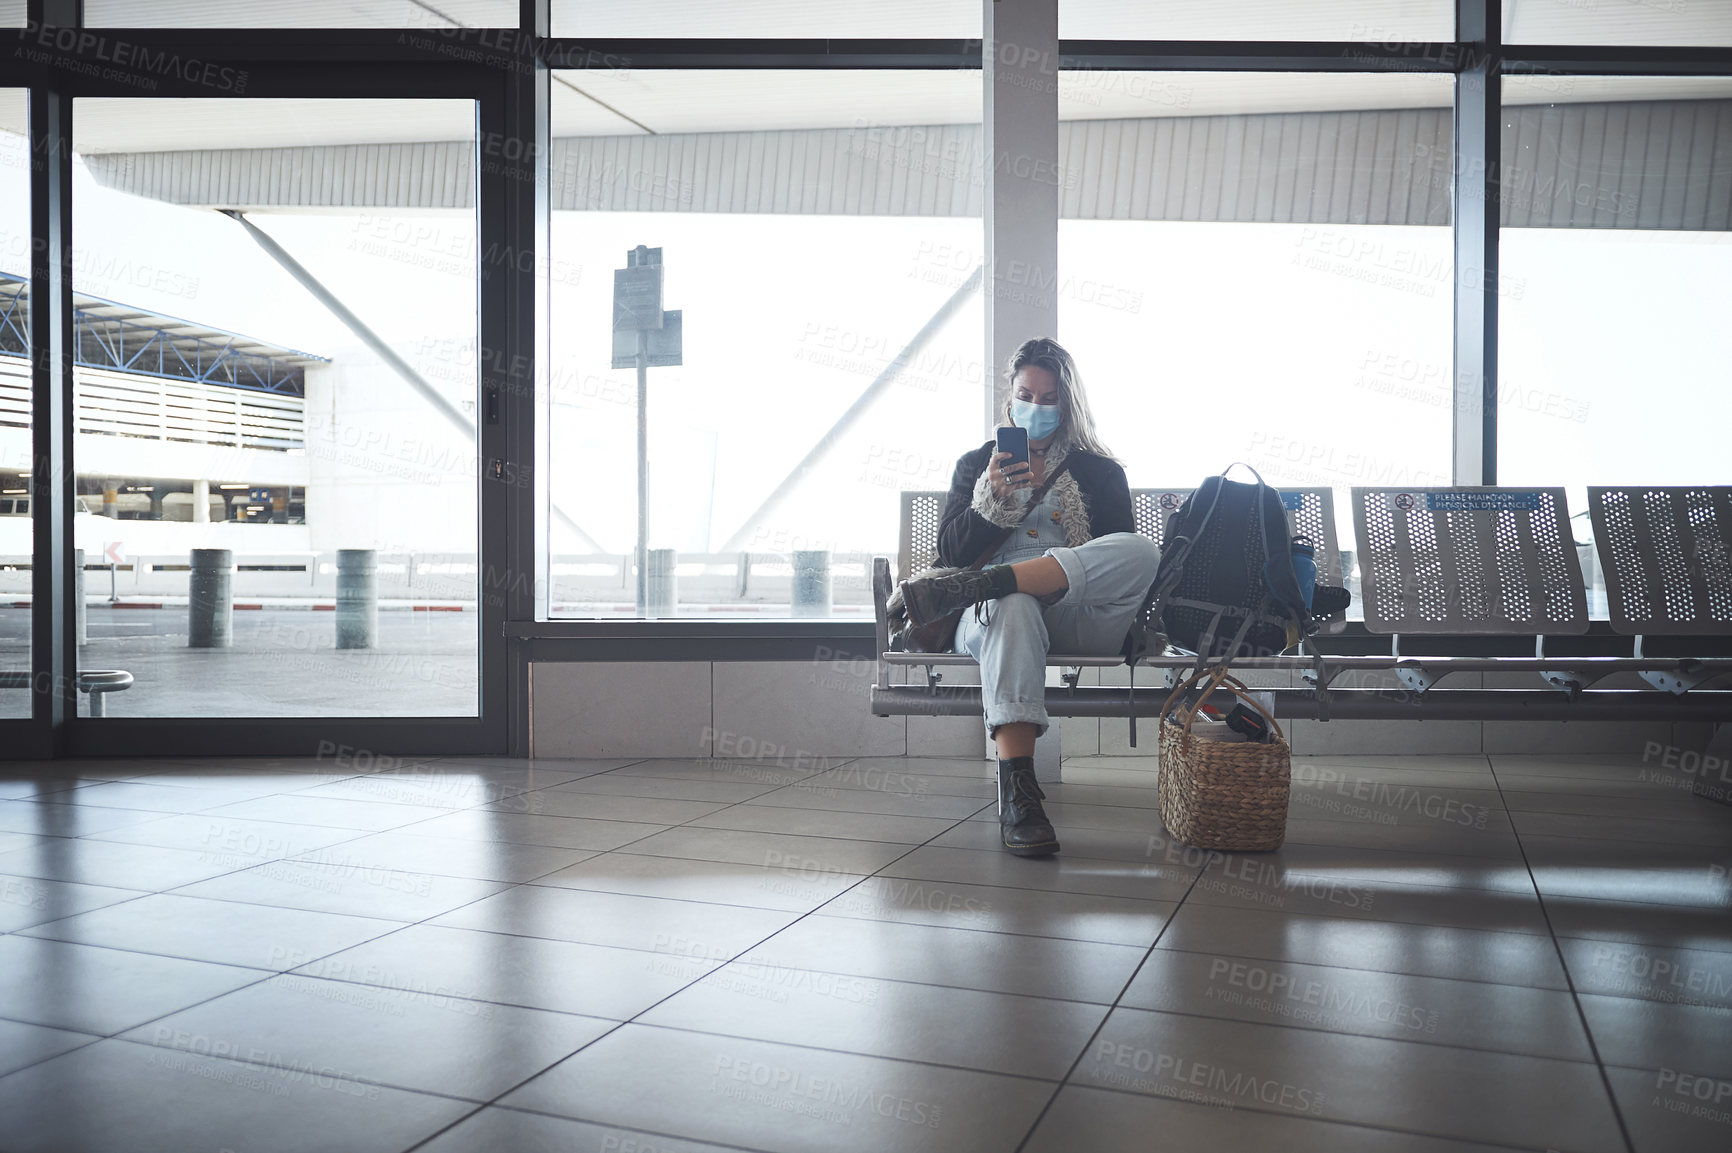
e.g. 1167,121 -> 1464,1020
0,751 -> 1728,1153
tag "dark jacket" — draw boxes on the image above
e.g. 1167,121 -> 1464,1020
935,441 -> 1134,568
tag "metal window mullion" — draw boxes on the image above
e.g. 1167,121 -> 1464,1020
28,84 -> 77,745
503,0 -> 548,756
1454,0 -> 1499,486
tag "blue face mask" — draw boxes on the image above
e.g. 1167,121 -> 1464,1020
1011,398 -> 1063,441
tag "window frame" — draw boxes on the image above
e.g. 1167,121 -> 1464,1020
5,1 -> 1730,758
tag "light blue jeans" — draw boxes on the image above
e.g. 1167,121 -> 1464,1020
954,532 -> 1161,737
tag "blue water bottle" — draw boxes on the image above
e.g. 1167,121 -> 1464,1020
1289,536 -> 1318,613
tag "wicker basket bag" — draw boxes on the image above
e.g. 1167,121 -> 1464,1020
1158,666 -> 1291,851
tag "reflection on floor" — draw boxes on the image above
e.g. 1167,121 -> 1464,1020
0,751 -> 1727,1152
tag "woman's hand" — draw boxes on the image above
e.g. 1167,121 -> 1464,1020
988,451 -> 1033,500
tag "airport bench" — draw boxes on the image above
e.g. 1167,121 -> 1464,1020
870,484 -> 1732,727
0,669 -> 135,716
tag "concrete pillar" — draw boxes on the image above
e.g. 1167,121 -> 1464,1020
645,548 -> 678,618
188,548 -> 232,648
791,549 -> 831,618
74,547 -> 86,647
983,0 -> 1060,424
101,481 -> 117,519
335,548 -> 378,649
193,478 -> 210,524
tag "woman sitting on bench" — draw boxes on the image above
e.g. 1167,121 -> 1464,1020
900,337 -> 1160,858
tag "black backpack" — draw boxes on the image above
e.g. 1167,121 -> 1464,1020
1133,465 -> 1312,666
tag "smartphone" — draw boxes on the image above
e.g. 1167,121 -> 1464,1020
995,425 -> 1029,467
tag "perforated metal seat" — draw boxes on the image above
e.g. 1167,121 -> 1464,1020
1589,486 -> 1732,636
1352,486 -> 1588,635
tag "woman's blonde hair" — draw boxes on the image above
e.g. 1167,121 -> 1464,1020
998,337 -> 1116,461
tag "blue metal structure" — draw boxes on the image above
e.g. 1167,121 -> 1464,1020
0,272 -> 325,396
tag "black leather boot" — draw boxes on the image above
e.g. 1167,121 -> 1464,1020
997,756 -> 1059,857
900,565 -> 1018,627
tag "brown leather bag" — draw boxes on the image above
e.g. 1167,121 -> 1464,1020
889,459 -> 1072,653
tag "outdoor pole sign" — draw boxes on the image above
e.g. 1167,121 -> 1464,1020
611,245 -> 683,613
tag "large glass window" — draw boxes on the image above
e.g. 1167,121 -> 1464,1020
0,90 -> 25,717
1506,3 -> 1732,46
71,98 -> 480,717
1058,72 -> 1455,607
552,1 -> 979,39
546,70 -> 984,619
1498,76 -> 1732,613
84,1 -> 516,28
1061,1 -> 1453,42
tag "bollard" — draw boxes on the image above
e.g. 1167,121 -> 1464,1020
645,548 -> 678,618
74,548 -> 86,647
335,549 -> 378,649
791,549 -> 832,618
188,548 -> 233,648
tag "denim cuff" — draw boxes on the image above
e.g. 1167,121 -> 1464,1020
984,700 -> 1049,738
1048,545 -> 1087,606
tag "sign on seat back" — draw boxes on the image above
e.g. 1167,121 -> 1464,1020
1588,486 -> 1732,635
1352,487 -> 1588,635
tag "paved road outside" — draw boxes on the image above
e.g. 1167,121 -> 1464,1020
0,607 -> 478,717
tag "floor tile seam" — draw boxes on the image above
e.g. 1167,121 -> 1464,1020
537,1014 -> 1087,1085
7,887 -> 165,933
64,850 -> 652,1067
794,905 -> 1178,951
1278,838 -> 1532,864
1498,822 -> 1732,845
141,870 -> 517,924
1047,1080 -> 1589,1153
680,813 -> 976,842
1098,1002 -> 1606,1067
591,1017 -> 1070,1087
540,799 -> 1041,1078
1562,985 -> 1732,1014
510,876 -> 875,917
1523,891 -> 1732,916
1012,849 -> 1214,1153
97,1029 -> 537,1107
1551,928 -> 1732,959
715,794 -> 997,819
9,926 -> 294,976
0,1009 -> 108,1084
1192,859 -> 1557,900
429,1100 -> 776,1153
279,783 -> 550,809
160,824 -> 458,892
244,967 -> 629,1026
835,868 -> 1188,911
866,868 -> 1200,905
805,907 -> 1182,951
1488,753 -> 1639,1153
2,961 -> 283,1051
1498,795 -> 1720,814
1596,1057 -> 1732,1080
660,952 -> 1128,1010
584,761 -> 843,791
1147,942 -> 1591,995
12,903 -> 424,983
1176,895 -> 1558,940
0,866 -> 165,899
